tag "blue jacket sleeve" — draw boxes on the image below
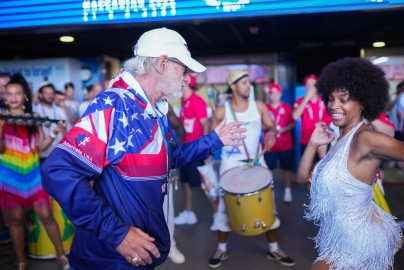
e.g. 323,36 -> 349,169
41,92 -> 133,249
170,131 -> 223,168
41,147 -> 131,248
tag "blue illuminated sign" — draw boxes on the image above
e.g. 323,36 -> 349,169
0,0 -> 403,29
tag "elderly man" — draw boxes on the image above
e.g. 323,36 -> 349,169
41,27 -> 246,270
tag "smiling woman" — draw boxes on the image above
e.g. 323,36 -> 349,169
297,57 -> 404,270
316,58 -> 389,123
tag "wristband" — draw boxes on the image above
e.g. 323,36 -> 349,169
49,132 -> 57,139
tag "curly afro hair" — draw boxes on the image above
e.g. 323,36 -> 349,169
316,57 -> 389,122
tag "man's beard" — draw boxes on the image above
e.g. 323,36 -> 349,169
163,90 -> 183,100
42,99 -> 53,105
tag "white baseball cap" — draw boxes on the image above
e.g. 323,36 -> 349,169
133,27 -> 206,73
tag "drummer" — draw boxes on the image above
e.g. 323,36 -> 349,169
208,70 -> 296,268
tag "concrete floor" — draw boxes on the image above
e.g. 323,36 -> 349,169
1,167 -> 404,270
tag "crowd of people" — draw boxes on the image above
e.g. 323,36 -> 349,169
0,27 -> 403,270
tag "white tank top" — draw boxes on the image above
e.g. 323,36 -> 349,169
220,99 -> 262,162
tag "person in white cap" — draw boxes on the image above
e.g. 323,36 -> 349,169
41,27 -> 247,270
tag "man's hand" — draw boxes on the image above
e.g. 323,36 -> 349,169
305,85 -> 317,101
214,118 -> 246,146
116,227 -> 160,267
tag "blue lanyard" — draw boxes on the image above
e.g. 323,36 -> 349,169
154,108 -> 171,180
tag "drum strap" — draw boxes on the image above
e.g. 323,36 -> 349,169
229,102 -> 258,162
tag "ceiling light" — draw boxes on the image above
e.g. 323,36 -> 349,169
60,36 -> 75,43
372,41 -> 385,48
372,57 -> 389,65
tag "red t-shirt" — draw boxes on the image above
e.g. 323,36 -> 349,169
294,97 -> 332,144
264,102 -> 294,151
378,112 -> 395,130
180,92 -> 208,143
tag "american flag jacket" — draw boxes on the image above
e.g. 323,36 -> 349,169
41,71 -> 223,269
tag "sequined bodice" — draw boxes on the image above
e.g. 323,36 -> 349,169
312,122 -> 374,221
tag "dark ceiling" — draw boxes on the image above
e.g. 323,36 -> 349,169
0,7 -> 403,62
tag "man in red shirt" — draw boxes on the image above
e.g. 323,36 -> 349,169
263,83 -> 295,203
174,74 -> 209,225
292,74 -> 331,163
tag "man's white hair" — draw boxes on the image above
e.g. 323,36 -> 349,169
123,56 -> 158,76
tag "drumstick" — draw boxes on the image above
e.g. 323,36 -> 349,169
207,87 -> 220,124
257,148 -> 268,159
256,131 -> 276,160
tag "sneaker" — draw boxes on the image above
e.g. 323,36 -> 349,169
168,246 -> 185,264
0,227 -> 11,245
208,249 -> 228,268
266,248 -> 296,267
174,211 -> 197,225
283,188 -> 292,203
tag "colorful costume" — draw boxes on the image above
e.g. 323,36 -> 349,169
305,121 -> 401,270
0,123 -> 49,209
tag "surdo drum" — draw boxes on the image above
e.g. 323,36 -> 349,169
221,166 -> 275,236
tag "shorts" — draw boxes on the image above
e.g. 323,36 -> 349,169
264,150 -> 294,171
180,161 -> 203,187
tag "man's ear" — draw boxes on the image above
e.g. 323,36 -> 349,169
156,55 -> 170,75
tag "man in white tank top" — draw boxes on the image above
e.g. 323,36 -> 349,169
208,70 -> 296,268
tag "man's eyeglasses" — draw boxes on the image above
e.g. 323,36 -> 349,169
168,58 -> 189,76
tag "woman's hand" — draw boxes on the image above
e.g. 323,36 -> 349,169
52,120 -> 67,136
309,122 -> 335,147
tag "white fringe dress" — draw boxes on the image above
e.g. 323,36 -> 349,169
305,122 -> 401,270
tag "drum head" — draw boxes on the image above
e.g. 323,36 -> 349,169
221,166 -> 272,194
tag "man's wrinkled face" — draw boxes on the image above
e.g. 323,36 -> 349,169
160,58 -> 188,100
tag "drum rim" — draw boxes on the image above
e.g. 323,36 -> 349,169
220,165 -> 273,194
222,183 -> 272,197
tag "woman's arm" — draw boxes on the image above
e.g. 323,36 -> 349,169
360,129 -> 404,162
297,122 -> 335,184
